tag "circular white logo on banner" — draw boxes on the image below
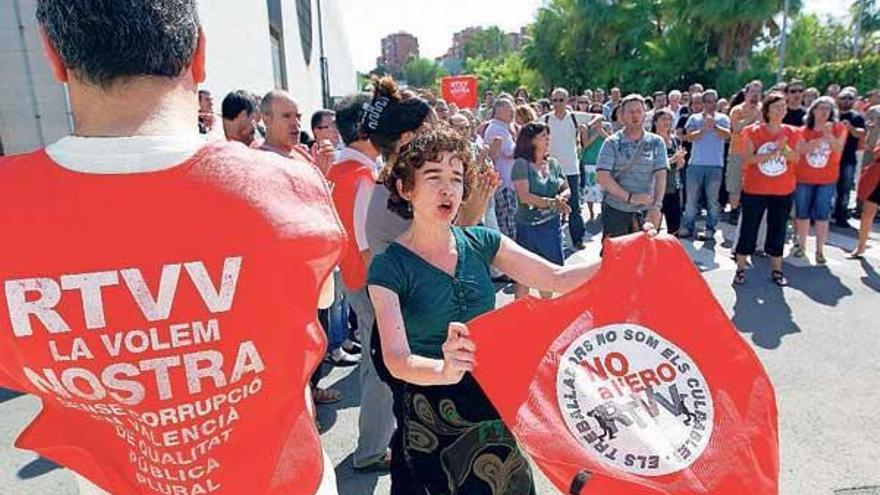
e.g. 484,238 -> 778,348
555,323 -> 714,476
756,142 -> 787,177
806,140 -> 831,169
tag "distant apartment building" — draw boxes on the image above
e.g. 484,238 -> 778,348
377,32 -> 420,72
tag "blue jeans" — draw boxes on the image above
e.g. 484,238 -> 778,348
682,165 -> 723,233
795,183 -> 835,221
566,175 -> 585,244
325,270 -> 349,351
833,160 -> 856,225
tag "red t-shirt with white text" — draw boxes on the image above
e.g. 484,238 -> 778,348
0,142 -> 345,495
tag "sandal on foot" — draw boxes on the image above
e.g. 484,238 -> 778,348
733,269 -> 746,285
815,251 -> 827,264
771,270 -> 788,287
791,246 -> 804,258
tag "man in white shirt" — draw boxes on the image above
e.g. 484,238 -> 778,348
544,87 -> 588,249
485,98 -> 519,239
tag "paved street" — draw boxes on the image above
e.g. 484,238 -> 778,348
2,217 -> 879,495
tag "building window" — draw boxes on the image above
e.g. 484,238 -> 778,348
267,0 -> 287,89
296,0 -> 313,66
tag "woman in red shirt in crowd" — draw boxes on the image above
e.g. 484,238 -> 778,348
735,92 -> 802,286
793,96 -> 847,264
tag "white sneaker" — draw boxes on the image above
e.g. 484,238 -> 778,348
328,347 -> 360,366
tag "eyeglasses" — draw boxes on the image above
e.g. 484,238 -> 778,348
787,88 -> 804,94
552,98 -> 566,102
840,96 -> 854,101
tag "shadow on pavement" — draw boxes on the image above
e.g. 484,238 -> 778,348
784,263 -> 852,306
0,387 -> 25,404
17,457 -> 61,480
334,453 -> 385,495
317,365 -> 362,433
731,259 -> 802,350
859,258 -> 880,292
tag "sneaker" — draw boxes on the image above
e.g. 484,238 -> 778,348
328,347 -> 360,366
697,230 -> 715,241
341,339 -> 362,355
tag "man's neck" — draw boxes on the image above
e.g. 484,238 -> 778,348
788,104 -> 801,111
623,126 -> 644,140
554,108 -> 567,118
264,137 -> 294,154
68,77 -> 198,138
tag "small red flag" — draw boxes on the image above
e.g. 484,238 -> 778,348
441,75 -> 480,110
470,234 -> 778,495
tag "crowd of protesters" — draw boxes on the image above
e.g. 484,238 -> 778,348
196,74 -> 880,493
2,2 -> 879,495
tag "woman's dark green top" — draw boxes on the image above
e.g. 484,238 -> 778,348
367,225 -> 501,359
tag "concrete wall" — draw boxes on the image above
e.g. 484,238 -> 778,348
0,0 -> 73,155
0,0 -> 356,155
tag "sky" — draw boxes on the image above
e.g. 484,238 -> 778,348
336,0 -> 855,72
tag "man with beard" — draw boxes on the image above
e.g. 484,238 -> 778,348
221,90 -> 257,146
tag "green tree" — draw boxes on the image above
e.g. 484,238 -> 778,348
462,26 -> 511,61
466,53 -> 542,97
401,58 -> 446,89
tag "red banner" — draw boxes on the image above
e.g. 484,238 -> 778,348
441,75 -> 479,110
470,234 -> 778,495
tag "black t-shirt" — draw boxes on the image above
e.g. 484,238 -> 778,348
783,107 -> 806,127
841,110 -> 866,164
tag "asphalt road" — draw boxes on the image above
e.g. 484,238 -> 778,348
2,216 -> 879,495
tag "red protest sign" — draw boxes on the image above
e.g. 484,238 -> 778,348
0,142 -> 345,495
441,75 -> 479,110
470,234 -> 778,495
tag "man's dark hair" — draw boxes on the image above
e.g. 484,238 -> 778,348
221,91 -> 256,120
310,109 -> 336,132
37,0 -> 201,88
334,93 -> 371,146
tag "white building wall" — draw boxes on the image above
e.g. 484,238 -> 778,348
0,0 -> 356,155
0,0 -> 73,155
197,0 -> 276,103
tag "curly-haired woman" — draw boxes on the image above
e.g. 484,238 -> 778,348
368,125 -> 617,494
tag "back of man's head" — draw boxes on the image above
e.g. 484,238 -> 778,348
37,0 -> 200,88
334,93 -> 371,146
222,91 -> 256,121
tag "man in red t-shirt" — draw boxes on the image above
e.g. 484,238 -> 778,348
0,2 -> 344,494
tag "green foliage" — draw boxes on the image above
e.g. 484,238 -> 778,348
784,55 -> 880,94
462,26 -> 511,61
450,0 -> 878,98
465,54 -> 543,98
401,58 -> 447,89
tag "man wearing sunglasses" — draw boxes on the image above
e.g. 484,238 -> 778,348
835,87 -> 867,228
783,80 -> 807,127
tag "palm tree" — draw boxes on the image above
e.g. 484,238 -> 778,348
675,0 -> 803,74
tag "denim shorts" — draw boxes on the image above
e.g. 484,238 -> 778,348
515,215 -> 564,265
795,183 -> 835,221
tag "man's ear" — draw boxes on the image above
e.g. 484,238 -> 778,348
39,28 -> 68,83
191,28 -> 207,83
